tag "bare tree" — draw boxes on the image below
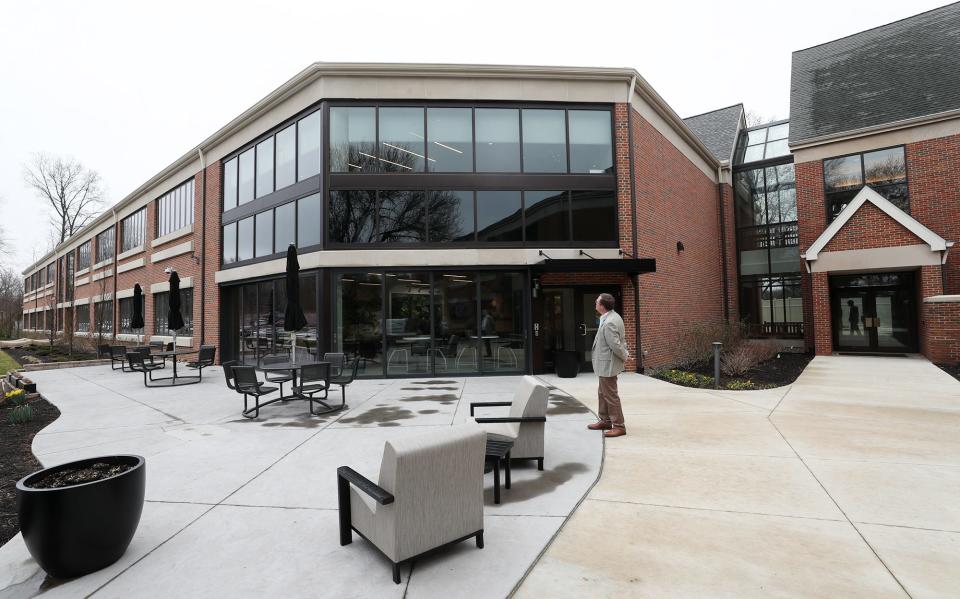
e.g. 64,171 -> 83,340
744,110 -> 780,127
0,268 -> 24,339
23,153 -> 105,245
93,271 -> 112,350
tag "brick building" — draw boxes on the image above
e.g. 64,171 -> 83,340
21,4 -> 960,373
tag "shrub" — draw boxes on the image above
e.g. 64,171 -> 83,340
726,379 -> 762,390
654,368 -> 714,388
720,340 -> 780,376
675,321 -> 747,368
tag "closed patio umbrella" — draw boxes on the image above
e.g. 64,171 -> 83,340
168,271 -> 184,347
284,245 -> 307,363
131,283 -> 145,344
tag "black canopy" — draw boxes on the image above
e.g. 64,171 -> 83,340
284,245 -> 307,332
131,284 -> 145,330
167,271 -> 185,332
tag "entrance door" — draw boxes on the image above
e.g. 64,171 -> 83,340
831,272 -> 917,353
533,286 -> 620,374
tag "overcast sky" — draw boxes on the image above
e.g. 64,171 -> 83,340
0,0 -> 948,274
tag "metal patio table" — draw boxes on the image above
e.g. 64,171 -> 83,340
255,360 -> 340,416
150,348 -> 200,386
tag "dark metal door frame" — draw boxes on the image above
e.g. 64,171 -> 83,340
829,272 -> 918,353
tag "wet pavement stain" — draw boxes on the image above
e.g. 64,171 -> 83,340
401,386 -> 459,391
484,461 -> 589,503
400,394 -> 457,405
411,380 -> 458,385
338,405 -> 416,425
418,409 -> 439,414
547,392 -> 590,415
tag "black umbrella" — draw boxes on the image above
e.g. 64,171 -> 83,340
167,271 -> 185,332
284,245 -> 307,361
131,283 -> 145,342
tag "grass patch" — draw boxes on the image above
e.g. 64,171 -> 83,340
0,350 -> 20,375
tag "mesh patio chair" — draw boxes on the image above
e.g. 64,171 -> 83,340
293,362 -> 339,415
186,345 -> 217,380
126,352 -> 163,387
110,346 -> 128,371
134,346 -> 164,369
337,424 -> 487,584
329,356 -> 360,408
260,353 -> 294,397
233,366 -> 278,419
322,352 -> 345,376
470,375 -> 548,470
222,360 -> 238,390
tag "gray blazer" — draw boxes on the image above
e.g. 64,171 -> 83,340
591,310 -> 628,378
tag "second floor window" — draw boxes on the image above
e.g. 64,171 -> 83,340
823,146 -> 907,221
96,227 -> 115,263
156,180 -> 195,237
121,208 -> 146,252
78,241 -> 91,270
153,288 -> 194,335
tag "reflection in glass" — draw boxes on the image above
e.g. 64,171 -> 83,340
427,108 -> 473,172
329,107 -> 376,172
525,190 -> 568,242
275,125 -> 296,189
256,137 -> 274,198
255,211 -> 273,258
258,281 -> 275,357
568,110 -> 613,173
223,222 -> 237,264
571,190 -> 617,242
522,109 -> 567,172
476,191 -> 522,242
240,284 -> 257,364
434,273 -> 478,373
238,149 -> 255,205
864,147 -> 906,186
766,123 -> 789,140
824,155 -> 862,192
297,193 -> 322,247
385,272 -> 432,375
328,190 -> 376,243
764,138 -> 790,159
735,168 -> 767,226
335,273 -> 384,377
274,202 -> 295,252
478,272 -> 524,372
428,190 -> 473,242
299,274 -> 319,360
378,190 -> 426,243
238,216 -> 254,261
223,158 -> 238,210
475,109 -> 520,172
738,275 -> 803,338
379,107 -> 425,172
298,111 -> 321,181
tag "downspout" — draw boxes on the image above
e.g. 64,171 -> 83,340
198,148 -> 207,346
626,75 -> 644,373
717,165 -> 730,322
111,207 -> 118,339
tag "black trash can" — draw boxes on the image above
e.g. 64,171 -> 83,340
555,351 -> 580,378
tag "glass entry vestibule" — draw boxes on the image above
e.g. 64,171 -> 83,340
830,272 -> 917,353
532,286 -> 621,374
334,270 -> 527,377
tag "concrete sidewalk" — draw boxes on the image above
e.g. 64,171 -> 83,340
518,356 -> 960,598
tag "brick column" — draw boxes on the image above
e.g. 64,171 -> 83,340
812,271 -> 832,355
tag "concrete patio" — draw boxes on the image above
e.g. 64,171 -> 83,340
520,355 -> 960,598
0,365 -> 600,598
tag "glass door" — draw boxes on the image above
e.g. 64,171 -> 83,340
834,291 -> 869,350
831,272 -> 917,353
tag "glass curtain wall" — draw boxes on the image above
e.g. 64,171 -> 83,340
234,274 -> 319,365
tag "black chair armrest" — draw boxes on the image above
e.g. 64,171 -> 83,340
469,401 -> 512,416
474,416 -> 547,424
337,466 -> 394,505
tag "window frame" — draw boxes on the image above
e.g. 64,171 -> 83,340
822,144 -> 909,222
120,207 -> 146,253
95,227 -> 115,264
156,179 -> 196,238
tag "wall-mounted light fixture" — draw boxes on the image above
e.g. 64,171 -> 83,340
676,241 -> 685,252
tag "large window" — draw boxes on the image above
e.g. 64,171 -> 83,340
93,300 -> 113,336
153,288 -> 194,335
330,105 -> 613,175
734,164 -> 799,276
298,111 -> 321,181
823,146 -> 907,221
65,254 -> 74,301
95,227 -> 115,263
256,137 -> 274,198
739,276 -> 803,338
734,122 -> 791,164
75,305 -> 89,332
78,241 -> 91,270
223,192 -> 324,266
156,180 -> 195,237
121,208 -> 146,252
45,262 -> 55,286
238,148 -> 255,206
275,124 -> 296,189
118,297 -> 139,334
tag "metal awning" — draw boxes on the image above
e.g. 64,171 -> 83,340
531,258 -> 656,275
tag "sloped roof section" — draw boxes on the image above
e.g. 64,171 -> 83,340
683,104 -> 744,162
790,3 -> 960,144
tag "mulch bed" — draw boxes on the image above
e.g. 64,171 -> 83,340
654,352 -> 813,390
937,363 -> 960,383
5,346 -> 98,365
1,396 -> 60,546
28,462 -> 132,489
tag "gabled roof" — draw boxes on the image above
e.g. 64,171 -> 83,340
803,186 -> 951,261
683,104 -> 744,163
790,3 -> 960,145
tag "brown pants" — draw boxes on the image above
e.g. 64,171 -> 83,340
598,376 -> 625,430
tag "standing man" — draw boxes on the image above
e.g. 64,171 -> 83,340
587,293 -> 629,438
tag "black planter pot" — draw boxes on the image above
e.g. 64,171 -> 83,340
555,350 -> 580,378
21,382 -> 37,393
16,455 -> 145,579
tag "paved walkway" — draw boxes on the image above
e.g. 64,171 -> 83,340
0,366 -> 600,598
519,356 -> 960,598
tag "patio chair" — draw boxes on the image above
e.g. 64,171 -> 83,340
470,375 -> 548,470
233,366 -> 278,419
134,346 -> 165,369
186,346 -> 217,380
329,357 -> 360,407
126,352 -> 163,386
322,352 -> 345,376
293,362 -> 338,415
97,344 -> 111,359
110,346 -> 128,371
222,360 -> 237,390
260,353 -> 294,397
337,424 -> 486,584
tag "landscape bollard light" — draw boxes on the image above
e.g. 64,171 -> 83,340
712,342 -> 722,389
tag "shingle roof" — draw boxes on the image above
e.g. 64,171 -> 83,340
683,104 -> 744,162
790,3 -> 960,144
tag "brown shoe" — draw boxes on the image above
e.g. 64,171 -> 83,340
587,421 -> 612,431
603,428 -> 627,438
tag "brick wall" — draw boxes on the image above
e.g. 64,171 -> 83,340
201,161 -> 223,362
719,182 -> 738,322
822,202 -> 923,252
629,106 -> 725,368
923,300 -> 960,364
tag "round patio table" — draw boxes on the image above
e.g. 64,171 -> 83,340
150,348 -> 200,386
256,361 -> 339,416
